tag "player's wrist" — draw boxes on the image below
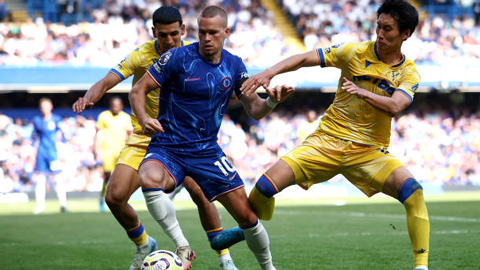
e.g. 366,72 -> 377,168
266,96 -> 278,109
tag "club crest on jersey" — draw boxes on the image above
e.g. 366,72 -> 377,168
158,51 -> 172,65
47,121 -> 56,130
391,71 -> 400,81
220,76 -> 233,91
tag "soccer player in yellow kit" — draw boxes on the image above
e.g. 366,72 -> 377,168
240,1 -> 429,269
73,6 -> 238,270
95,96 -> 131,212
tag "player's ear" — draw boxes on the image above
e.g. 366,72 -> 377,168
151,26 -> 157,38
180,24 -> 186,36
224,27 -> 230,37
402,29 -> 411,41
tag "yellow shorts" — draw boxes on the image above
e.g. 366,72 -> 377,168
281,132 -> 403,197
102,151 -> 120,172
116,133 -> 150,171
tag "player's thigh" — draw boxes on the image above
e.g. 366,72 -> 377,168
138,147 -> 185,191
216,187 -> 257,226
263,159 -> 295,191
382,166 -> 415,199
106,164 -> 140,203
183,176 -> 208,205
342,146 -> 404,197
281,132 -> 342,190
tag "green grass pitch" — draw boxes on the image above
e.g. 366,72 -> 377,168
1,192 -> 479,269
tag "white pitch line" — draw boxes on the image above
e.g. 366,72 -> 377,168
344,212 -> 480,223
274,209 -> 480,223
306,229 -> 472,238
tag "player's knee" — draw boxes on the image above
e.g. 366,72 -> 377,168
105,186 -> 124,208
255,174 -> 279,198
398,178 -> 423,204
238,212 -> 259,228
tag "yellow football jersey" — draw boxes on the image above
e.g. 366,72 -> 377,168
97,110 -> 131,153
316,41 -> 420,147
110,40 -> 191,135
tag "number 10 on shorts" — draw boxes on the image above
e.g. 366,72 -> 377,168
214,156 -> 235,177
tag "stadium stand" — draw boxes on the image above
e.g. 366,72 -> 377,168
0,1 -> 479,198
1,91 -> 479,196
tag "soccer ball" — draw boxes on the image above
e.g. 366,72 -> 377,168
141,250 -> 184,270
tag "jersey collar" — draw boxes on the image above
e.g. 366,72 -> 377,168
372,41 -> 405,67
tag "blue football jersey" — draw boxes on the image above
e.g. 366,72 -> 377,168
33,114 -> 61,160
147,42 -> 249,152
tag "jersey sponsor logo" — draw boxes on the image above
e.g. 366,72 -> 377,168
220,76 -> 233,91
153,62 -> 162,74
158,51 -> 172,65
353,75 -> 396,95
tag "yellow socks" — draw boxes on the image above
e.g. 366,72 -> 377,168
248,186 -> 275,220
127,223 -> 148,246
403,189 -> 430,268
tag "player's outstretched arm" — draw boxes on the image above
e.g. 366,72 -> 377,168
129,73 -> 164,136
72,72 -> 121,113
239,84 -> 295,120
240,50 -> 319,96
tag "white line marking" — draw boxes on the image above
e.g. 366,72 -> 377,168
274,210 -> 480,223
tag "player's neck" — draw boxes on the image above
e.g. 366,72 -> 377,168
200,51 -> 222,64
42,113 -> 52,120
378,50 -> 403,66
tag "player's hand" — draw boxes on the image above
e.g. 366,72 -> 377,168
142,118 -> 164,137
342,77 -> 368,98
265,84 -> 295,104
240,69 -> 274,97
72,97 -> 95,113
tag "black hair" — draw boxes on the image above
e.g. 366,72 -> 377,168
377,0 -> 419,37
152,5 -> 182,26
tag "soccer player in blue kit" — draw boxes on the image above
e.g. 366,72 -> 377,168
129,5 -> 294,270
32,97 -> 68,214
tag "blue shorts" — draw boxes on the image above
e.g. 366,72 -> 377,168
34,151 -> 61,174
140,144 -> 244,201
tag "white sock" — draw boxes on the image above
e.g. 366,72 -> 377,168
34,174 -> 46,212
54,176 -> 67,208
218,251 -> 232,264
143,189 -> 189,247
242,220 -> 275,270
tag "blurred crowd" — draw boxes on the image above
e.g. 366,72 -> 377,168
284,0 -> 480,65
1,103 -> 479,194
0,0 -> 294,67
1,0 -> 480,67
